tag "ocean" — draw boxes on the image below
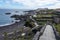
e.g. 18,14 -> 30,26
0,9 -> 27,26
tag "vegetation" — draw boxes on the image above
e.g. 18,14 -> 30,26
33,14 -> 52,25
24,19 -> 35,28
3,32 -> 8,40
3,28 -> 35,40
36,14 -> 53,17
54,24 -> 60,35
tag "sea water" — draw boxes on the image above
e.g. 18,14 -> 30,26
0,9 -> 26,26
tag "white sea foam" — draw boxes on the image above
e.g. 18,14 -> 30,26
0,20 -> 21,27
0,22 -> 15,27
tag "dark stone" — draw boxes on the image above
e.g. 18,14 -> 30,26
5,13 -> 11,15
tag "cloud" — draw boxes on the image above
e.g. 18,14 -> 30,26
47,2 -> 60,9
12,0 -> 60,9
0,0 -> 60,9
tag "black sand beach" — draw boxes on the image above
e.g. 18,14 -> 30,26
0,20 -> 25,40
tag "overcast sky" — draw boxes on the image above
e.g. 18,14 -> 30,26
0,0 -> 60,9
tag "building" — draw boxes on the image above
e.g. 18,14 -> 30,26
53,10 -> 60,24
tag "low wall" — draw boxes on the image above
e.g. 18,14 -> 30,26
32,25 -> 46,40
52,25 -> 60,40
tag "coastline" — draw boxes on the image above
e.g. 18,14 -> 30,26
0,20 -> 20,27
0,22 -> 15,27
0,20 -> 25,36
0,20 -> 25,40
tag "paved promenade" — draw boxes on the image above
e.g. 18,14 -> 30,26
39,25 -> 56,40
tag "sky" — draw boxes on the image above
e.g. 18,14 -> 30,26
0,0 -> 60,9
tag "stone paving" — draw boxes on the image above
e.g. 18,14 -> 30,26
39,25 -> 56,40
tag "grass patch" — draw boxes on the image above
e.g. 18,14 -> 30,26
16,32 -> 34,40
54,24 -> 60,35
36,14 -> 53,17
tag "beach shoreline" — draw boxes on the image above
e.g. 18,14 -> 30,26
0,20 -> 25,40
0,20 -> 25,35
0,22 -> 15,27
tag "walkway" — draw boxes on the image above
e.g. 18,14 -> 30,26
39,25 -> 56,40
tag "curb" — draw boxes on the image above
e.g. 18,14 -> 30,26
52,25 -> 60,40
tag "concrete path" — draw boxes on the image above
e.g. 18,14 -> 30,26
39,25 -> 56,40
